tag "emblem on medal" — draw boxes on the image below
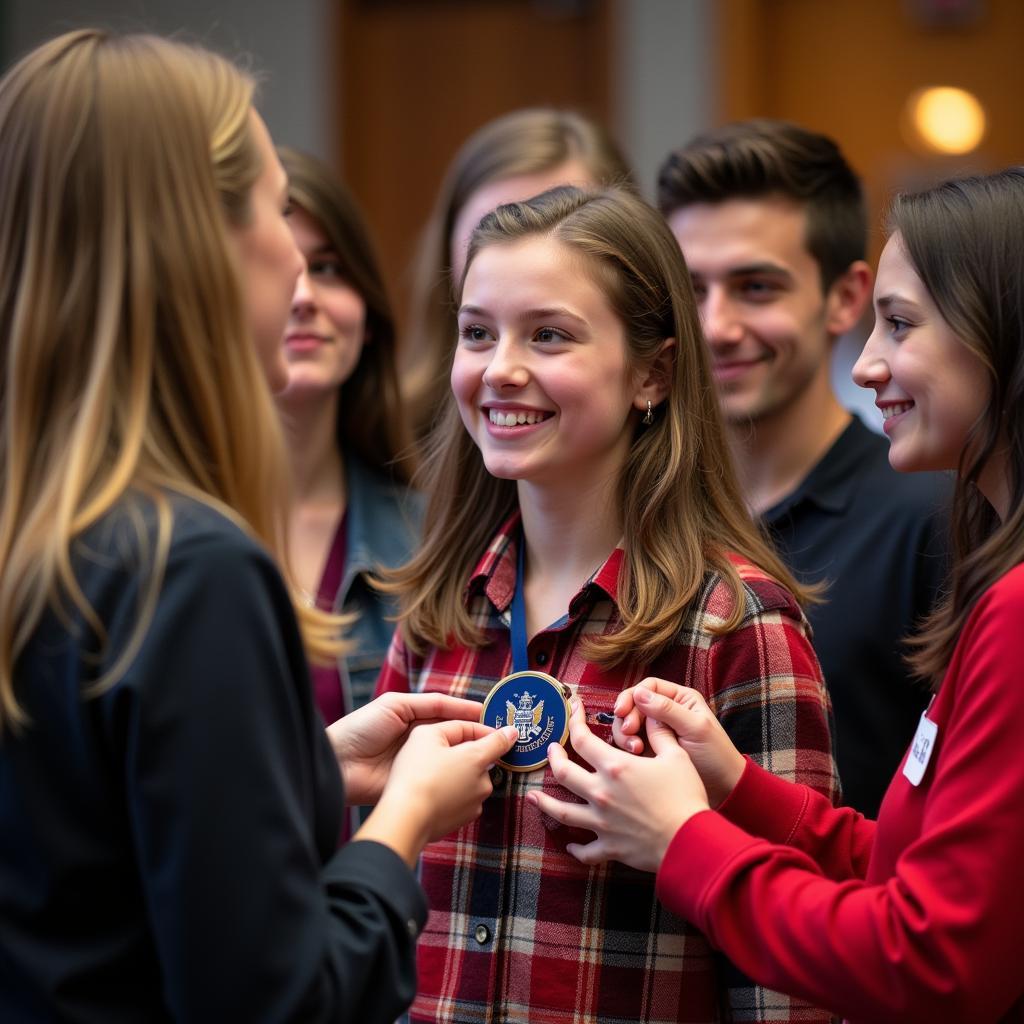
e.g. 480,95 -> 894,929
481,671 -> 572,771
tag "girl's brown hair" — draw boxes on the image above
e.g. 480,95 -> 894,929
0,30 -> 339,731
895,169 -> 1024,687
279,147 -> 414,481
387,185 -> 808,666
402,108 -> 635,442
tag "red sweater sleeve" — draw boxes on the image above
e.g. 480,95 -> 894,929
717,757 -> 876,881
656,570 -> 1024,1024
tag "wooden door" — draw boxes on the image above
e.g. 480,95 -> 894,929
717,0 -> 1024,261
335,0 -> 613,323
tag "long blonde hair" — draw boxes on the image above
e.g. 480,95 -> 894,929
387,185 -> 808,666
402,108 -> 635,443
0,29 -> 338,732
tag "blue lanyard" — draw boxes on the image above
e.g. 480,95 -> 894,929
510,537 -> 529,672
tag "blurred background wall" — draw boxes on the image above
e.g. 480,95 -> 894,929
0,0 -> 336,161
3,0 -> 1021,423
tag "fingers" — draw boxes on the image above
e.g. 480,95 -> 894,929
546,741 -> 603,801
618,707 -> 645,739
610,689 -> 645,741
612,687 -> 638,721
430,719 -> 492,742
634,675 -> 692,700
425,719 -> 517,768
645,714 -> 683,756
472,724 -> 520,761
565,700 -> 617,771
614,679 -> 699,743
378,691 -> 483,724
611,714 -> 644,755
565,840 -> 613,867
413,693 -> 485,722
634,687 -> 704,736
526,789 -> 598,831
630,684 -> 712,716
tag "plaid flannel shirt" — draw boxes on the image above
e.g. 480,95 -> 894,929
377,514 -> 838,1024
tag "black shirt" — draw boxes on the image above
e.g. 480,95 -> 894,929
764,416 -> 950,816
0,496 -> 426,1022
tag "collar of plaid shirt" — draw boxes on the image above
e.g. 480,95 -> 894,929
467,511 -> 622,621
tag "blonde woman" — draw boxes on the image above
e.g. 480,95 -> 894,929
378,185 -> 838,1023
0,30 -> 515,1021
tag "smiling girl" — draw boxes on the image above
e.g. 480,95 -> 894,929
377,185 -> 839,1024
401,108 -> 634,444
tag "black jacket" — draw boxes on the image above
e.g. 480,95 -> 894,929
0,495 -> 425,1022
764,416 -> 950,816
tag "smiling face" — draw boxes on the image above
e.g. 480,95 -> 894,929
452,235 -> 643,493
667,197 -> 837,425
853,233 -> 990,473
281,204 -> 368,398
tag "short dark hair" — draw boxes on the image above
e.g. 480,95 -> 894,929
657,119 -> 866,291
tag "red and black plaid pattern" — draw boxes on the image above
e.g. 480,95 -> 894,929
377,515 -> 838,1023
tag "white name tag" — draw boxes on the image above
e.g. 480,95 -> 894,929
903,711 -> 938,786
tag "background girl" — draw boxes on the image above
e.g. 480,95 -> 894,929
378,185 -> 839,1023
534,169 -> 1024,1024
277,148 -> 420,727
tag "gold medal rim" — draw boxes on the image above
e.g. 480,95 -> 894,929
481,670 -> 571,772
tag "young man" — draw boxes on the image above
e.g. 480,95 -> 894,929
658,120 -> 948,816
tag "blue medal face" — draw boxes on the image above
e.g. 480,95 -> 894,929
481,671 -> 571,772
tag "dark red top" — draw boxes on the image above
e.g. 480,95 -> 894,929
310,513 -> 347,726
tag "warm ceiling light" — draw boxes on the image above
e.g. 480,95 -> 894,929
906,86 -> 986,155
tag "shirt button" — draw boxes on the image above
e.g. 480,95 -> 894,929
489,766 -> 506,787
535,651 -> 549,666
474,923 -> 491,945
406,918 -> 419,938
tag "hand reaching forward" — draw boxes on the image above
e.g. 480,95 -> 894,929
354,719 -> 519,867
526,700 -> 710,874
326,691 -> 487,806
613,678 -> 746,807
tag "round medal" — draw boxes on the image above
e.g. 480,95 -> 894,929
481,671 -> 572,772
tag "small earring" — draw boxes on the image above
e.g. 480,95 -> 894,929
642,399 -> 654,426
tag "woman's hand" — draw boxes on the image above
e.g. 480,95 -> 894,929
613,678 -> 746,807
326,691 -> 485,805
526,700 -> 710,873
354,719 -> 519,866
